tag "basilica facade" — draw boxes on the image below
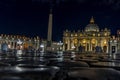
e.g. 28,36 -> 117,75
63,17 -> 111,53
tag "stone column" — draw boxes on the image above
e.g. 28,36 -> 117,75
12,41 -> 15,49
88,39 -> 90,51
67,39 -> 70,50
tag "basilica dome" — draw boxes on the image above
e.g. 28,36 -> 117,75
85,17 -> 99,32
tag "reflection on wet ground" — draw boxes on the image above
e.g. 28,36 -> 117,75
0,51 -> 120,80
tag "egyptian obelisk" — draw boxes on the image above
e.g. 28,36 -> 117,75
47,8 -> 53,50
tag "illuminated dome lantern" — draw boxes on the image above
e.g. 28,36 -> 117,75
85,16 -> 99,32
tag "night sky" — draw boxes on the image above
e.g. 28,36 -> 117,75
0,0 -> 120,41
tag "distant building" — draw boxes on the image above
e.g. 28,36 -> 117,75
0,34 -> 40,52
116,30 -> 120,53
63,17 -> 111,53
109,36 -> 118,54
40,39 -> 63,52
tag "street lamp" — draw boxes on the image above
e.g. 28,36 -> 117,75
17,39 -> 23,50
16,39 -> 23,57
40,44 -> 45,52
58,41 -> 63,51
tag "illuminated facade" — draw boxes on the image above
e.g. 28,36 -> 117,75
63,17 -> 111,53
0,34 -> 40,51
0,34 -> 62,53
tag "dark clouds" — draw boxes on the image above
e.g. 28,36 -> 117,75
0,0 -> 16,8
98,0 -> 120,10
31,0 -> 120,11
32,0 -> 86,4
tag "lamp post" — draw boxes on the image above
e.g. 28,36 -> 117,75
40,44 -> 45,52
16,39 -> 23,57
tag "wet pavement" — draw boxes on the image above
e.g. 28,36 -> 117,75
0,51 -> 120,80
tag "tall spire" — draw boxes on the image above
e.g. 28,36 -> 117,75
90,16 -> 95,24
